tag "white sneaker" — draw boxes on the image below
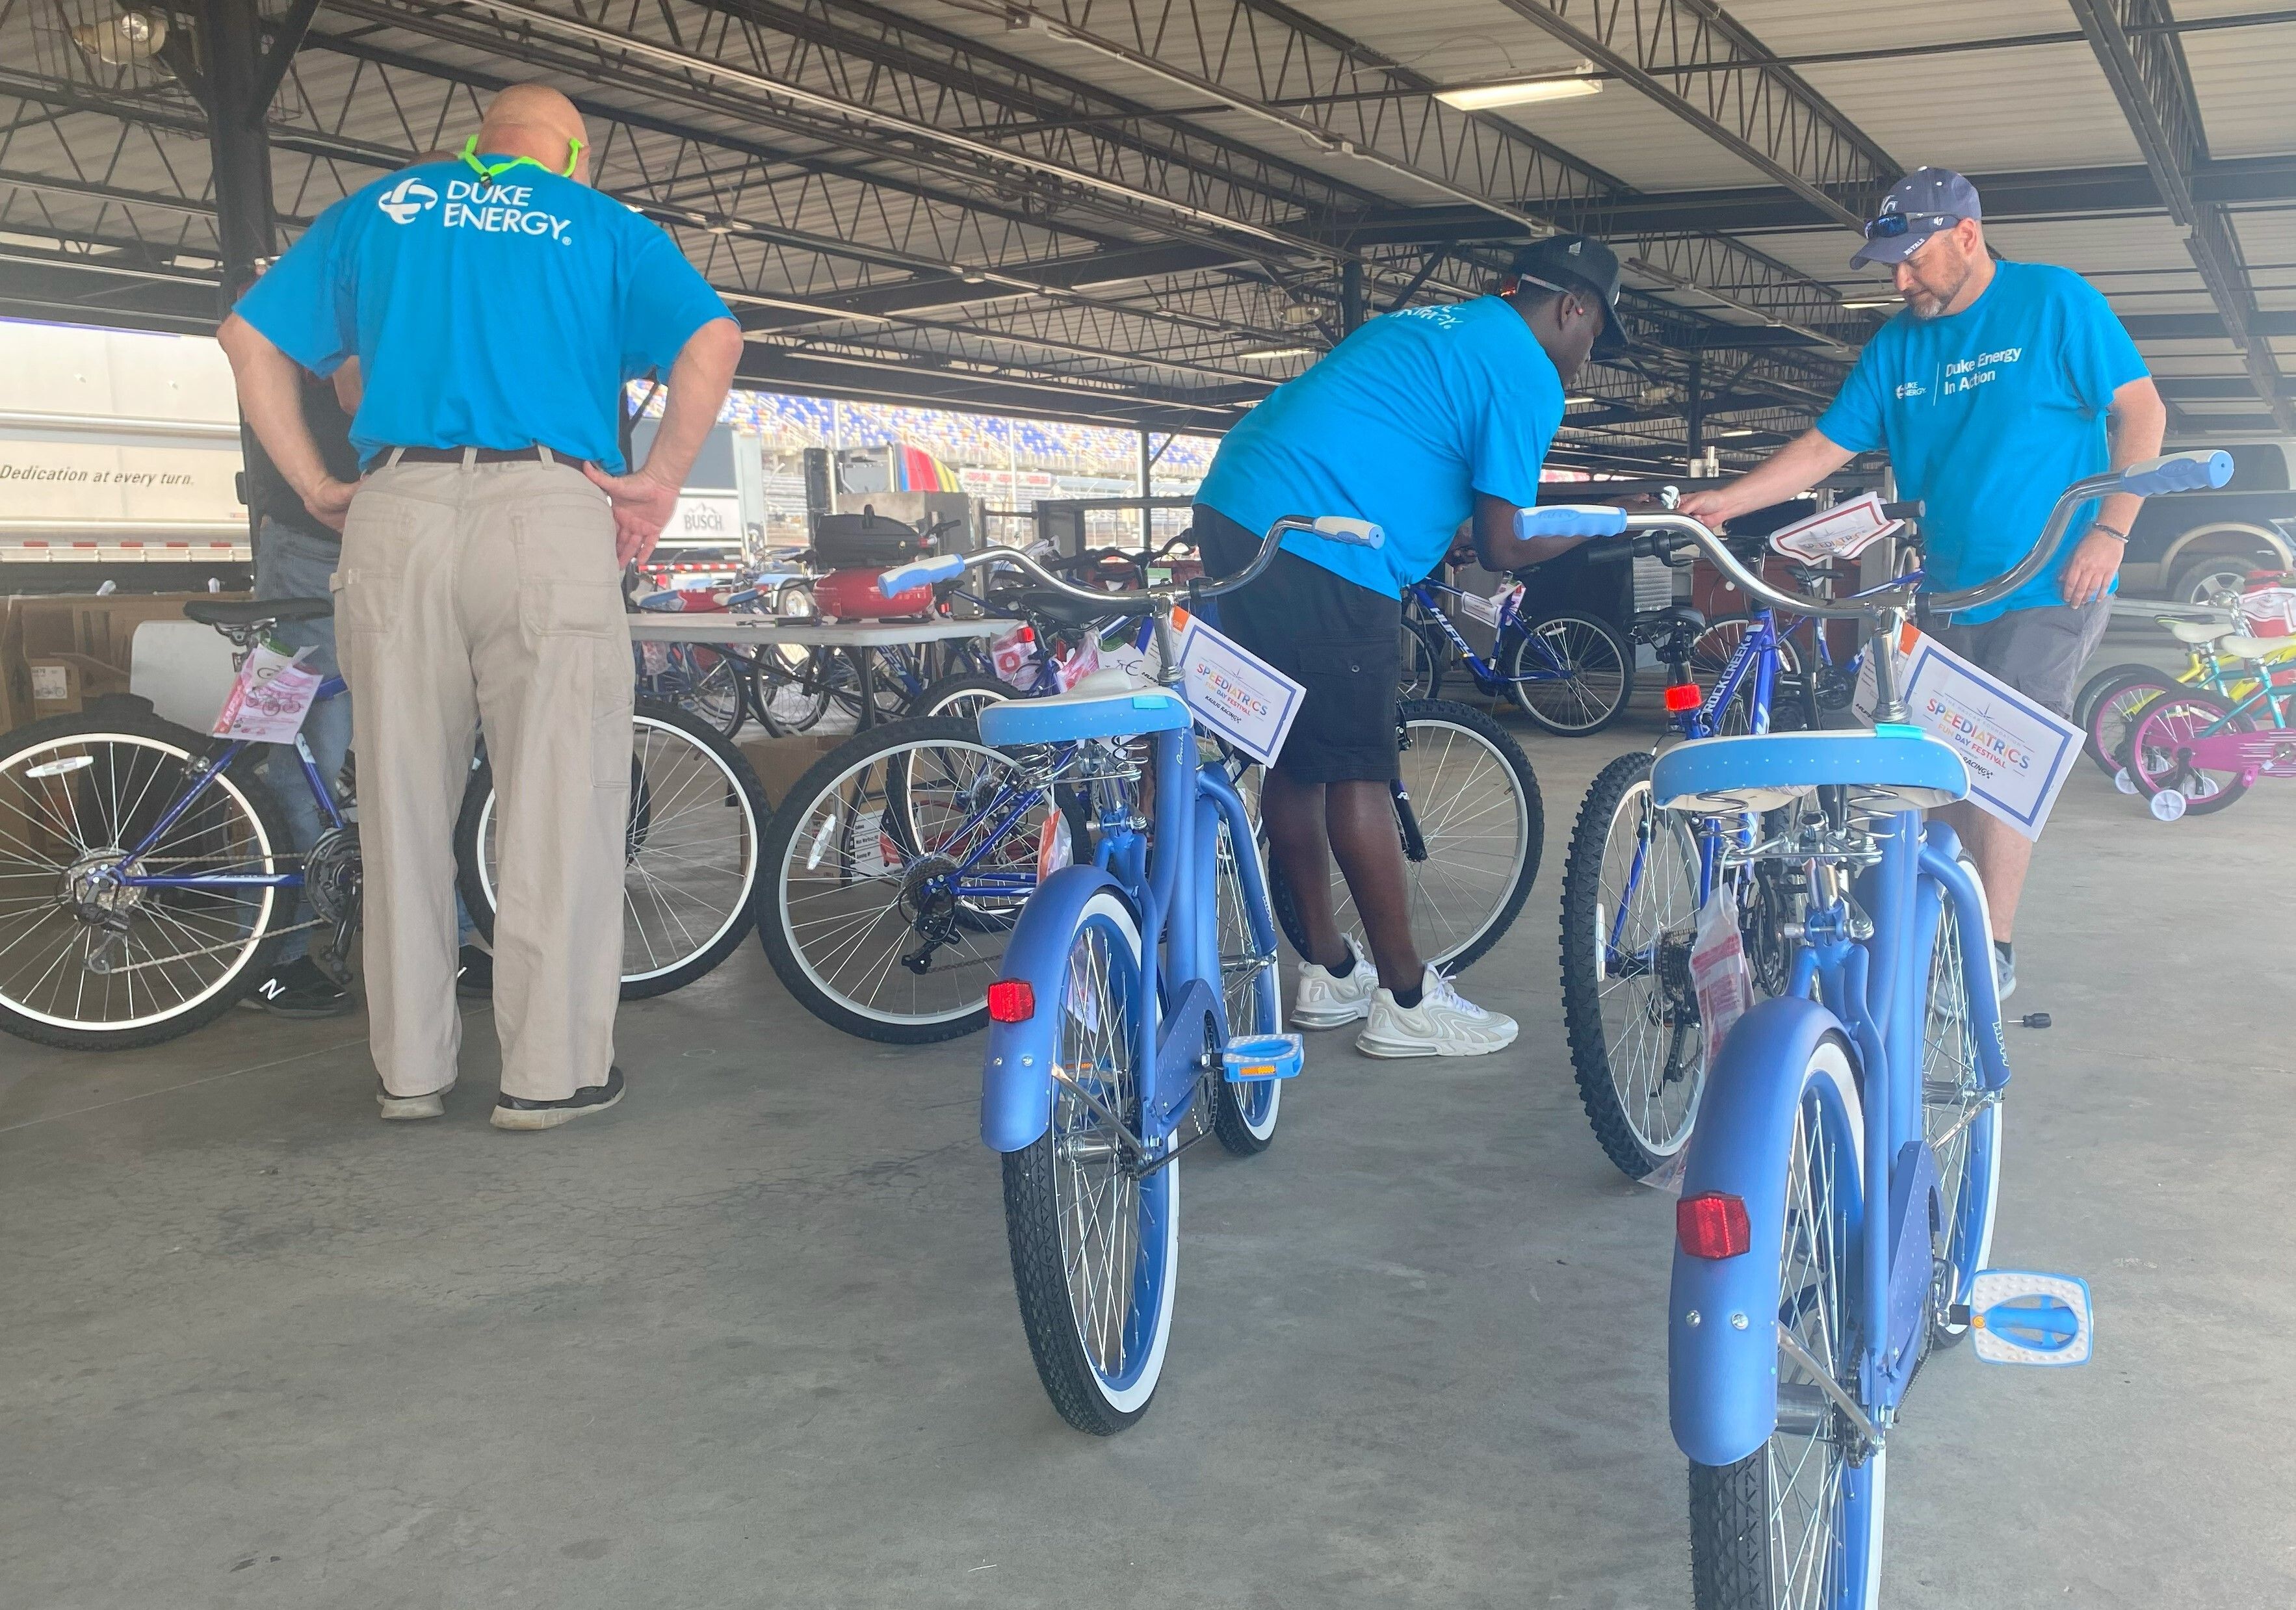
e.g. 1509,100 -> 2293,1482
1291,935 -> 1377,1028
1356,965 -> 1518,1059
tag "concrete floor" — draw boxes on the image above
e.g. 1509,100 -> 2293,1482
6,653 -> 2294,1609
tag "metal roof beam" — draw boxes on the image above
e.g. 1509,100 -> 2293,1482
1489,0 -> 1899,229
2068,0 -> 2296,430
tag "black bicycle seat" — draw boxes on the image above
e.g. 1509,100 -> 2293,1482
1641,605 -> 1708,635
1012,588 -> 1122,627
183,597 -> 335,628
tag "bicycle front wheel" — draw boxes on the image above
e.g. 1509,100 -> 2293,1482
0,710 -> 291,1050
1000,890 -> 1177,1435
911,671 -> 1017,723
1506,611 -> 1634,734
1559,751 -> 1707,1179
1922,853 -> 2001,1349
1687,1034 -> 1879,1609
1205,806 -> 1281,1154
1266,699 -> 1541,977
456,700 -> 768,997
2080,666 -> 2176,779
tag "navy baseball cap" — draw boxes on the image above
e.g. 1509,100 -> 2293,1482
1851,168 -> 1982,266
1507,234 -> 1630,359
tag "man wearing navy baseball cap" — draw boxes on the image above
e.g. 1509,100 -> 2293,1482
1191,233 -> 1624,1056
1681,168 -> 2168,998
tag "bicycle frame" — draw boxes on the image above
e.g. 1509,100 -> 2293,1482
1671,811 -> 2010,1467
979,723 -> 1275,1154
1407,581 -> 1578,692
99,677 -> 349,894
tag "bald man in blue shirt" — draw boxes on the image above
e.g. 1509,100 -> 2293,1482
221,85 -> 742,1129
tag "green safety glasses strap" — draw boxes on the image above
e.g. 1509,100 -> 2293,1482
456,134 -> 584,181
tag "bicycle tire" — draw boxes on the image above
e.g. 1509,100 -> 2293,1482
755,716 -> 1085,1043
912,670 -> 1019,723
999,889 -> 1178,1434
1400,619 -> 1446,702
2074,659 -> 2166,733
2080,667 -> 2178,779
1558,751 -> 1707,1180
1686,1034 -> 1879,1609
2122,688 -> 2254,814
1923,852 -> 2002,1350
0,710 -> 292,1050
1267,699 -> 1541,978
1505,610 -> 1635,735
1207,807 -> 1281,1154
454,699 -> 767,998
753,643 -> 832,734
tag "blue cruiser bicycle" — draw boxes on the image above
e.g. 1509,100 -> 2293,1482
876,514 -> 1380,1433
1523,448 -> 2230,1607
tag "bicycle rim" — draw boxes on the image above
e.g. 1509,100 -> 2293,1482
1923,861 -> 2000,1341
1208,811 -> 1279,1145
777,733 -> 1047,1028
0,731 -> 278,1033
1593,779 -> 1706,1159
1511,617 -> 1627,732
2127,692 -> 2250,807
1050,909 -> 1173,1407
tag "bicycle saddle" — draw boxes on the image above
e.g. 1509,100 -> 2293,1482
1639,605 -> 1708,636
978,670 -> 1191,747
183,597 -> 335,628
2218,631 -> 2296,660
2165,619 -> 2236,646
1650,729 -> 1968,816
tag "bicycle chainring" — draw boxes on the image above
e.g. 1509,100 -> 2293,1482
305,825 -> 363,927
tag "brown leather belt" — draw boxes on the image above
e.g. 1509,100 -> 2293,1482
366,445 -> 588,471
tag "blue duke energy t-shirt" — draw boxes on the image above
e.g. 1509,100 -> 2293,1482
1816,261 -> 2148,623
1197,296 -> 1564,597
235,161 -> 731,474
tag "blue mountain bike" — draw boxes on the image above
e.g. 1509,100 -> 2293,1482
880,513 -> 1382,1433
1525,448 -> 2230,1607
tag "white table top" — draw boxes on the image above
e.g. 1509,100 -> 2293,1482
625,616 -> 1001,647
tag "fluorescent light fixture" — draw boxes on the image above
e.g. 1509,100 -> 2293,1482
1239,345 -> 1316,359
1718,428 -> 1760,438
1434,73 -> 1602,112
1563,393 -> 1597,406
1840,295 -> 1900,309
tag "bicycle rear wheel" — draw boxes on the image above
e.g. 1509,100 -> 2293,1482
756,716 -> 1084,1042
456,700 -> 768,998
1687,1035 -> 1879,1609
2124,689 -> 2254,813
1000,890 -> 1177,1434
1267,699 -> 1541,977
1506,611 -> 1634,735
1206,807 -> 1281,1154
755,643 -> 832,734
912,671 -> 1017,723
1400,619 -> 1446,701
1559,751 -> 1708,1180
0,710 -> 291,1050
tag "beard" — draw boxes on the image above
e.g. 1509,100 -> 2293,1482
1904,256 -> 1976,319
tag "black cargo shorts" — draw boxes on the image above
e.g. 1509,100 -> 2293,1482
1195,504 -> 1402,783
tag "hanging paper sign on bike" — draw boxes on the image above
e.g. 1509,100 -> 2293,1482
1855,622 -> 2081,839
1769,491 -> 1901,564
1168,608 -> 1306,766
211,643 -> 324,744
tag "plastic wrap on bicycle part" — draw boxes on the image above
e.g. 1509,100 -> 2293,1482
1514,504 -> 1628,541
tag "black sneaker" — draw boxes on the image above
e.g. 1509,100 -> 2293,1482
491,1065 -> 625,1131
240,955 -> 354,1019
456,944 -> 495,998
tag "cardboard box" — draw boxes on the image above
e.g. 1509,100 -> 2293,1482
737,731 -> 852,811
1,591 -> 248,738
27,652 -> 132,720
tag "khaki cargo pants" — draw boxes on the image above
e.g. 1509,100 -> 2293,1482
333,456 -> 631,1103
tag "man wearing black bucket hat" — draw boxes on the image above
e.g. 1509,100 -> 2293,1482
1193,233 -> 1626,1058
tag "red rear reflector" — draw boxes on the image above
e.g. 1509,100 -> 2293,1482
1663,683 -> 1702,713
986,980 -> 1035,1022
1676,1191 -> 1751,1259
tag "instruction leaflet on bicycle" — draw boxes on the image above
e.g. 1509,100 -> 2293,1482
1168,606 -> 1305,766
212,643 -> 326,745
1855,621 -> 2083,837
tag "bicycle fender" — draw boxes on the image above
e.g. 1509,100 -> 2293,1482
1669,995 -> 1864,1470
980,865 -> 1128,1153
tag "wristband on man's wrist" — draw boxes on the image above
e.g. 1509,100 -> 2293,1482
2089,523 -> 2128,543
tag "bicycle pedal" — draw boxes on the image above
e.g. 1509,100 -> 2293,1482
1966,1269 -> 2093,1368
1221,1032 -> 1303,1082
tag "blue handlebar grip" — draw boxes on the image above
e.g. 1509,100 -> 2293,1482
2117,448 -> 2233,497
878,554 -> 966,595
1311,515 -> 1385,547
1514,504 -> 1629,540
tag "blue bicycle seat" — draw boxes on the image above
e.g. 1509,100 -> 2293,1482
978,671 -> 1192,746
1650,729 -> 1968,814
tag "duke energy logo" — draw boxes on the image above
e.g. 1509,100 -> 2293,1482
377,176 -> 439,226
